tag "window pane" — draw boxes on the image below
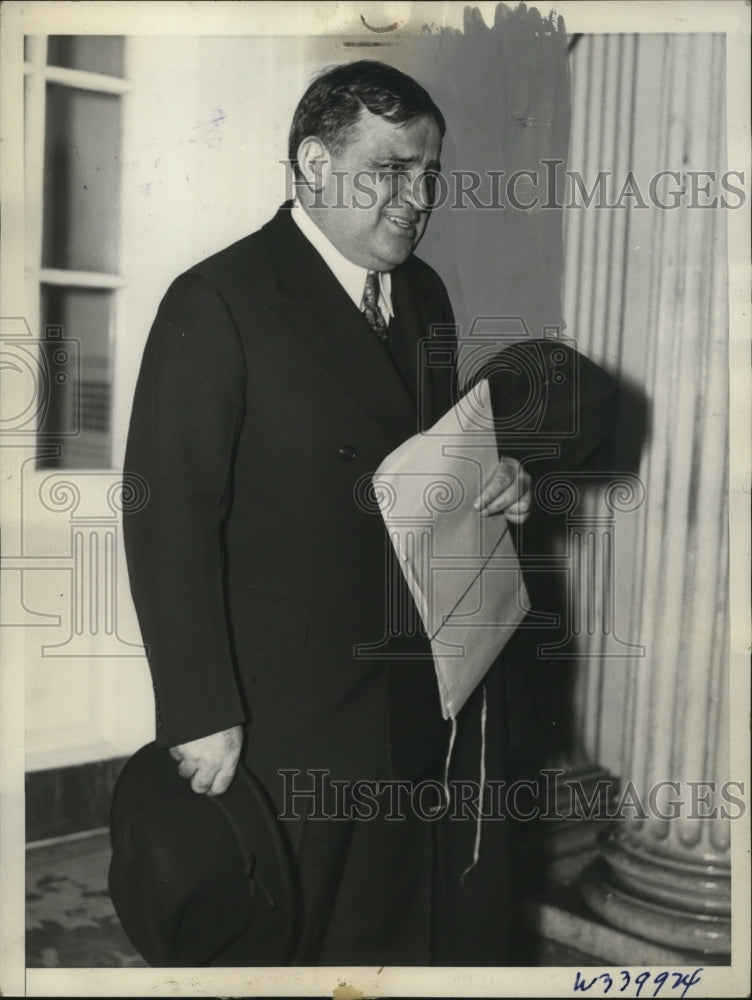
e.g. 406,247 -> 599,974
47,36 -> 125,77
42,84 -> 122,273
37,285 -> 113,470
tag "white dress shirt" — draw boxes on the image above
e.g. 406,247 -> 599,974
291,201 -> 394,326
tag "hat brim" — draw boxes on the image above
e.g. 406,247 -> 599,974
109,742 -> 297,966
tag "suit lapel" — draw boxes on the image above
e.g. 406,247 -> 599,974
390,265 -> 441,431
262,208 -> 418,446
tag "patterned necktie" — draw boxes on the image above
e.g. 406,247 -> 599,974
361,270 -> 388,342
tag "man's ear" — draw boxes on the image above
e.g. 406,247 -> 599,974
296,136 -> 330,193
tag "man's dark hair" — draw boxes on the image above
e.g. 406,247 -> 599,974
288,60 -> 446,171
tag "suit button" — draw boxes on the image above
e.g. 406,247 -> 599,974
338,445 -> 357,462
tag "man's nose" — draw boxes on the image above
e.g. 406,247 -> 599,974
394,171 -> 431,213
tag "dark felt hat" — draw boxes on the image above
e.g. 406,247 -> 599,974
108,742 -> 297,967
468,338 -> 620,468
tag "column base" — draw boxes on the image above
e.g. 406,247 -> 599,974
522,884 -> 729,966
580,828 -> 731,956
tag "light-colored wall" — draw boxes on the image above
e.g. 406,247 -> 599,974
114,35 -> 315,464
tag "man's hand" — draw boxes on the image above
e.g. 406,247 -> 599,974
169,725 -> 242,796
474,456 -> 532,524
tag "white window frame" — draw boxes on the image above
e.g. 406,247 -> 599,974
24,34 -> 131,471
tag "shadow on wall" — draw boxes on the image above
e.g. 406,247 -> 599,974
504,370 -> 651,775
416,3 -> 571,346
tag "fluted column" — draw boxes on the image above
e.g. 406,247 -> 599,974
574,33 -> 731,956
581,541 -> 731,954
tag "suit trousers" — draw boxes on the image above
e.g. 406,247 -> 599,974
251,665 -> 512,967
289,790 -> 435,965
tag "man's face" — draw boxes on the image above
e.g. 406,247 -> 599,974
305,110 -> 442,272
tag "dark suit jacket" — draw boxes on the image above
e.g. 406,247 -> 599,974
123,202 -> 620,798
123,204 -> 457,786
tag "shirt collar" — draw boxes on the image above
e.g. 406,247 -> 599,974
291,200 -> 393,321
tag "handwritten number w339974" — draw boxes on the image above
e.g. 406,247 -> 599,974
573,968 -> 703,997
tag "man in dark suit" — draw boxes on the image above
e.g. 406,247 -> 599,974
123,60 -> 532,966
